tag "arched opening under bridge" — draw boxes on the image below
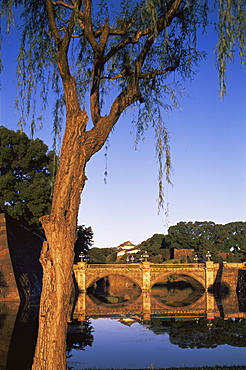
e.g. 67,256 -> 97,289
87,274 -> 141,306
151,274 -> 205,307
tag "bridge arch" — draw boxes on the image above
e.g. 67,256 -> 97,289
87,288 -> 142,308
85,271 -> 143,291
150,272 -> 205,290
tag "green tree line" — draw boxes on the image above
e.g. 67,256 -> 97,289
0,126 -> 57,227
87,221 -> 246,263
0,126 -> 92,256
165,221 -> 246,262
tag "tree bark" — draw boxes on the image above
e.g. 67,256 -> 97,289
32,110 -> 89,370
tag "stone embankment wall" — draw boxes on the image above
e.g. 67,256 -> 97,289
237,269 -> 246,312
221,264 -> 242,291
0,213 -> 44,303
0,214 -> 19,301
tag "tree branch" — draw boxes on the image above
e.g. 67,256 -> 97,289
99,18 -> 110,53
103,24 -> 156,65
52,1 -> 74,11
135,0 -> 183,76
46,0 -> 84,117
90,0 -> 183,128
83,0 -> 100,52
85,84 -> 140,158
46,0 -> 63,44
100,63 -> 179,81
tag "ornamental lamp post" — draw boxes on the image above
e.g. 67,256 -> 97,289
131,255 -> 134,263
79,252 -> 85,262
194,254 -> 199,263
206,251 -> 212,261
207,319 -> 213,333
142,251 -> 149,262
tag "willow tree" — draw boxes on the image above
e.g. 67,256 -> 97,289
0,0 -> 245,368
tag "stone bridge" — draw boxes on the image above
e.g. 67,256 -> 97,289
73,261 -> 245,293
73,261 -> 246,322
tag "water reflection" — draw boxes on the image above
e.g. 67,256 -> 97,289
87,275 -> 141,306
66,316 -> 246,352
0,278 -> 246,369
0,302 -> 39,370
149,317 -> 246,348
151,274 -> 205,307
0,302 -> 18,370
66,319 -> 94,357
66,316 -> 246,369
67,276 -> 246,368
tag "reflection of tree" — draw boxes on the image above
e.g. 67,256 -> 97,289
148,318 -> 246,349
151,278 -> 205,307
152,284 -> 193,307
87,276 -> 141,305
66,319 -> 94,356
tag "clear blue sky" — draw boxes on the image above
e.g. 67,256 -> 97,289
0,12 -> 245,248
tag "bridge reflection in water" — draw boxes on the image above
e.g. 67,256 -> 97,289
69,264 -> 246,370
72,261 -> 246,322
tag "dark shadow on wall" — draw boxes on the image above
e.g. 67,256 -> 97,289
4,214 -> 44,304
237,269 -> 246,313
208,263 -> 230,318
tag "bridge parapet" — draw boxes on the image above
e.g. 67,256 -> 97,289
151,263 -> 206,268
86,263 -> 140,269
86,263 -> 207,268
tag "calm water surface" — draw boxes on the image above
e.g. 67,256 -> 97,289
66,276 -> 246,369
1,275 -> 246,369
67,317 -> 246,369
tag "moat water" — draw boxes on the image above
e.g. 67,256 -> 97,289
67,317 -> 246,369
1,276 -> 246,369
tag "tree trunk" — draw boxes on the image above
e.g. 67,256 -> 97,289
31,229 -> 74,369
32,110 -> 89,370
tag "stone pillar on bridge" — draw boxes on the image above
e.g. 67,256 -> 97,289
141,262 -> 151,291
205,261 -> 214,291
141,262 -> 151,320
74,262 -> 87,293
73,262 -> 87,321
205,261 -> 215,319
